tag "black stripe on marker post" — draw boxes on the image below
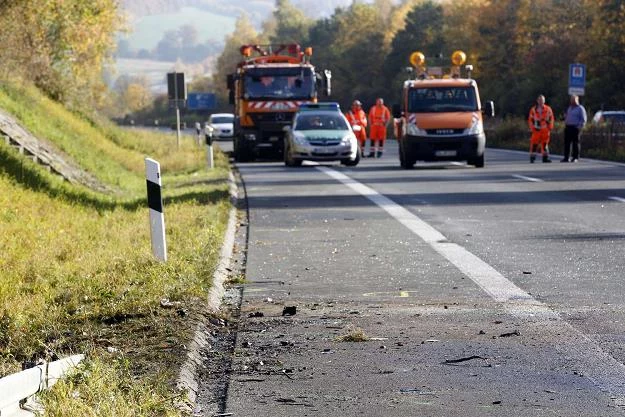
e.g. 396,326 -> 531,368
146,180 -> 163,213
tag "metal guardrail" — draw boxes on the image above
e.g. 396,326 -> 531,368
0,354 -> 84,416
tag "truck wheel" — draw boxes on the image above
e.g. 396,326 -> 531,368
399,143 -> 414,169
471,154 -> 485,168
234,139 -> 254,162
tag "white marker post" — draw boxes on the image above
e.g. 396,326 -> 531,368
145,158 -> 167,262
205,128 -> 214,169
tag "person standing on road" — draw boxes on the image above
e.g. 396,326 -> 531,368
367,98 -> 391,158
345,100 -> 368,156
562,95 -> 587,162
528,94 -> 554,163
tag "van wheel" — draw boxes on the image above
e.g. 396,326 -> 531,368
471,154 -> 485,168
399,143 -> 414,169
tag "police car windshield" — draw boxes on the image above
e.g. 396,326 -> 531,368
210,116 -> 233,124
244,68 -> 314,100
408,87 -> 478,113
294,113 -> 348,131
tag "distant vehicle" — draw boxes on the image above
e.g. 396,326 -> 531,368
592,110 -> 625,125
205,113 -> 234,140
283,103 -> 360,167
226,43 -> 332,162
393,50 -> 494,169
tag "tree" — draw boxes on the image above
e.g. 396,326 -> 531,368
383,1 -> 446,103
270,0 -> 312,45
0,0 -> 123,107
211,14 -> 261,108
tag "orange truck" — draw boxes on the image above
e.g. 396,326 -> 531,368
226,44 -> 331,162
393,51 -> 494,168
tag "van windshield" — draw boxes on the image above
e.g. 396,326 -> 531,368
408,87 -> 478,113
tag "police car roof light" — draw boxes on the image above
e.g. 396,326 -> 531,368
298,102 -> 340,111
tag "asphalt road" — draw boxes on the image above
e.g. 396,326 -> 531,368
211,139 -> 625,416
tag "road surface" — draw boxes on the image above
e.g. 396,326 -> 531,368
199,140 -> 625,416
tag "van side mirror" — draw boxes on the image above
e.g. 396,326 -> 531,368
392,104 -> 402,119
483,100 -> 495,118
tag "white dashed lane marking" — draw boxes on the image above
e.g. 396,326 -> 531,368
512,174 -> 543,182
319,165 -> 625,407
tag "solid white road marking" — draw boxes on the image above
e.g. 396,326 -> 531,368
512,174 -> 544,182
608,196 -> 625,203
318,165 -> 625,406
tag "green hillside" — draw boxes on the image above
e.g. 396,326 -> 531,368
0,80 -> 231,414
123,6 -> 236,50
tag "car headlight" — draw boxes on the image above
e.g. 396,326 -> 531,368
466,118 -> 483,135
407,123 -> 427,136
293,133 -> 308,145
341,135 -> 353,145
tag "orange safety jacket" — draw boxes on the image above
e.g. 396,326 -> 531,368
528,104 -> 554,132
345,108 -> 367,141
368,105 -> 391,127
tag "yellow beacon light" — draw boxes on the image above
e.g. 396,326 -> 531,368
409,51 -> 425,67
451,50 -> 466,66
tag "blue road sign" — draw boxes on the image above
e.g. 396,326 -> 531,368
187,93 -> 216,110
568,63 -> 586,96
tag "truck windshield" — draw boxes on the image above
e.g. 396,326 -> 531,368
407,86 -> 478,113
244,67 -> 315,100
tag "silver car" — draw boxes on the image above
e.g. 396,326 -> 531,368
283,104 -> 360,167
205,113 -> 234,140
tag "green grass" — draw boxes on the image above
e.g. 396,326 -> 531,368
0,79 -> 232,414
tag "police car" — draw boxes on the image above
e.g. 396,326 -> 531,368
283,103 -> 360,167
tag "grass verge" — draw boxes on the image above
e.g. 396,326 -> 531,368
0,80 -> 231,415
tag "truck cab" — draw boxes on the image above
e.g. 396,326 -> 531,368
394,51 -> 494,168
227,44 -> 331,162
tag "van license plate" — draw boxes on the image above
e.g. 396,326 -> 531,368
435,150 -> 457,157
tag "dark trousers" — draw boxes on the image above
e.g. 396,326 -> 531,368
563,125 -> 581,160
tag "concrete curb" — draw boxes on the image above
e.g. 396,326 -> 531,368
176,170 -> 239,408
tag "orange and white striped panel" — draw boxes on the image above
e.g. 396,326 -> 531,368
247,101 -> 308,111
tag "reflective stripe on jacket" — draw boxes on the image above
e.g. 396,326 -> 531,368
368,105 -> 391,126
528,104 -> 554,132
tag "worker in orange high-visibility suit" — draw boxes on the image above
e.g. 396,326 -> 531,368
528,94 -> 554,163
368,98 -> 391,158
345,100 -> 367,156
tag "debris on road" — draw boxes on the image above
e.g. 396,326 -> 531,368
335,328 -> 369,342
282,306 -> 297,316
248,311 -> 264,318
499,330 -> 521,338
443,355 -> 487,364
